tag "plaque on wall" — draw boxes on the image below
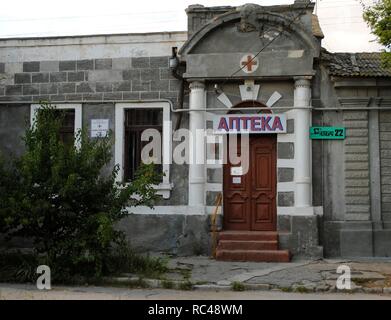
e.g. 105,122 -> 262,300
91,119 -> 109,137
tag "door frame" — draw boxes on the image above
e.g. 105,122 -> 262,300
222,133 -> 277,231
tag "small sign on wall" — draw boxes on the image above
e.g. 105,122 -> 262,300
232,177 -> 242,184
231,167 -> 243,176
213,114 -> 286,134
310,127 -> 345,140
91,119 -> 109,137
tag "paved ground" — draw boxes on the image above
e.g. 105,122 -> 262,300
161,256 -> 391,293
2,256 -> 391,299
1,283 -> 390,300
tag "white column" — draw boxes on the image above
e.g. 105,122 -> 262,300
188,81 -> 206,208
294,76 -> 312,211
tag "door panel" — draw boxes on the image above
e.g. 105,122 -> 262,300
223,135 -> 276,231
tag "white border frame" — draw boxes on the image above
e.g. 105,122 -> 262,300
115,102 -> 173,199
31,103 -> 82,147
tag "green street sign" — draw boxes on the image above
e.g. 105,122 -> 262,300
310,127 -> 345,140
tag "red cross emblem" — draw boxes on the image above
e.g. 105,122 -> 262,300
240,54 -> 259,74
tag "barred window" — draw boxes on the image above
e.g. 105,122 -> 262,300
57,109 -> 75,146
124,108 -> 162,181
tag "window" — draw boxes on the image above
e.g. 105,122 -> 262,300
57,109 -> 75,145
124,108 -> 163,181
115,102 -> 172,199
30,104 -> 82,147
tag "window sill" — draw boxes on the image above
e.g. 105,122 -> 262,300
118,181 -> 173,200
155,182 -> 174,199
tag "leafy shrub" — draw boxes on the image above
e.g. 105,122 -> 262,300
0,252 -> 38,283
104,245 -> 168,278
161,279 -> 175,289
179,280 -> 193,291
231,281 -> 246,291
0,104 -> 162,282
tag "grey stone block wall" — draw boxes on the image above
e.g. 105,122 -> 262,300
0,56 -> 180,107
0,56 -> 186,207
379,111 -> 391,221
278,215 -> 323,258
277,142 -> 294,159
278,168 -> 294,182
0,104 -> 29,159
343,111 -> 370,220
278,192 -> 294,207
117,214 -> 212,256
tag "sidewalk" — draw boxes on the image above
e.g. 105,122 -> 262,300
112,256 -> 391,294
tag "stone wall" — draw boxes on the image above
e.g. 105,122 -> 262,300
0,56 -> 181,105
343,110 -> 370,221
319,75 -> 391,257
379,111 -> 391,222
117,214 -> 212,256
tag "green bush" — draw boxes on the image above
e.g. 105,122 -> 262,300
104,245 -> 168,278
179,280 -> 193,291
231,281 -> 246,291
0,104 -> 162,282
0,252 -> 38,283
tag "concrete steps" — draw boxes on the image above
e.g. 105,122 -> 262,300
218,240 -> 278,251
216,231 -> 290,262
218,231 -> 278,241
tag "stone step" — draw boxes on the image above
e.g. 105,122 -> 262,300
217,240 -> 278,251
218,231 -> 278,242
216,249 -> 290,263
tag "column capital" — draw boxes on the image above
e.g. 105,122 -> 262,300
189,81 -> 205,90
294,76 -> 312,89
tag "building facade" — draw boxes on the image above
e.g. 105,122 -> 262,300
1,1 -> 391,259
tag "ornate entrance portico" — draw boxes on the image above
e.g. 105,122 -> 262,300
181,1 -> 323,260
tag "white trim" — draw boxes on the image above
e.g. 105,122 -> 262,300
239,81 -> 260,101
277,182 -> 295,192
277,207 -> 295,215
266,91 -> 282,107
206,163 -> 223,169
206,183 -> 222,192
126,205 -> 205,215
277,159 -> 296,168
138,205 -> 323,216
278,206 -> 317,216
277,133 -> 295,143
30,103 -> 82,148
217,93 -> 233,108
115,102 -> 172,199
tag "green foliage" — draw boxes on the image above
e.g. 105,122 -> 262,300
104,245 -> 168,278
161,279 -> 175,289
0,104 -> 162,281
362,0 -> 391,68
179,280 -> 193,291
294,286 -> 311,293
0,252 -> 38,283
231,281 -> 246,292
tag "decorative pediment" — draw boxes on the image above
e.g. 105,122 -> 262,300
179,4 -> 321,80
237,3 -> 263,33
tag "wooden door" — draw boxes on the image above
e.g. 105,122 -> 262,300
223,135 -> 277,231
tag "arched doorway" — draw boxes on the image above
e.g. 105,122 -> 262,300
223,100 -> 277,231
227,100 -> 272,114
